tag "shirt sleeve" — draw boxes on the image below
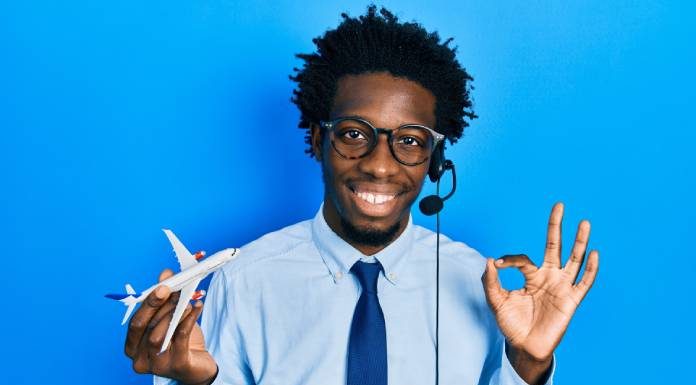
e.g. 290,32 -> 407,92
153,268 -> 254,385
490,340 -> 556,385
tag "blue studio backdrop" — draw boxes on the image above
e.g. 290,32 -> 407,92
2,1 -> 694,384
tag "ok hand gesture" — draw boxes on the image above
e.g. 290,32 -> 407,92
482,202 -> 599,362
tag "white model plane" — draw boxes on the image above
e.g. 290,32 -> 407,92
106,229 -> 239,353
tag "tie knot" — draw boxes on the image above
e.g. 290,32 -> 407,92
350,261 -> 382,294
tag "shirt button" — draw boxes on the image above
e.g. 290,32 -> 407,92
335,271 -> 343,280
388,272 -> 396,280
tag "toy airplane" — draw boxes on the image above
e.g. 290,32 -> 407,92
106,229 -> 239,353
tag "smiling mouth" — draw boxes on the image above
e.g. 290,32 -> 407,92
344,183 -> 407,218
354,190 -> 396,205
348,183 -> 402,205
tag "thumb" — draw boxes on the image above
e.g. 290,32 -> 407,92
158,268 -> 174,283
481,258 -> 507,310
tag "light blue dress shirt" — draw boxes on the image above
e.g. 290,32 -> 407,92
156,207 -> 554,385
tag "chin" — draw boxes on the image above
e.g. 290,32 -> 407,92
339,214 -> 402,247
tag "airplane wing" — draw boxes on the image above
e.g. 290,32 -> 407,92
162,229 -> 197,270
159,278 -> 200,353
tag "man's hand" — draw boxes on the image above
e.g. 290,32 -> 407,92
125,269 -> 218,385
482,202 -> 599,382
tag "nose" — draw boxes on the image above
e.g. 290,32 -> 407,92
357,133 -> 400,178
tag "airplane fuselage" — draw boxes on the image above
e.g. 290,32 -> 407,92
134,248 -> 238,302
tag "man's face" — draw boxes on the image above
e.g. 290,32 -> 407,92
311,71 -> 437,251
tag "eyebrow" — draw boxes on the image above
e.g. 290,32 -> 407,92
331,115 -> 435,129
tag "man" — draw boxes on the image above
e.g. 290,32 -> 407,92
124,6 -> 599,385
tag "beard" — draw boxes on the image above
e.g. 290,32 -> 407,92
339,214 -> 402,248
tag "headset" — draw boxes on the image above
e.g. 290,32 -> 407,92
420,142 -> 457,216
419,141 -> 457,385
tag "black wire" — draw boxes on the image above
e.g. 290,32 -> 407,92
435,178 -> 440,385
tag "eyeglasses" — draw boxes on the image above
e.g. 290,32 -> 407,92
319,116 -> 445,166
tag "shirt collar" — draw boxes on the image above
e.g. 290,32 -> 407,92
311,204 -> 414,286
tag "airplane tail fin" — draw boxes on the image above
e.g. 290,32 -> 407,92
120,297 -> 138,325
104,283 -> 140,325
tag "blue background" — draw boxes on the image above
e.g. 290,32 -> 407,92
2,1 -> 694,384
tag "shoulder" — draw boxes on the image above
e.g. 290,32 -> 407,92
203,219 -> 317,317
410,223 -> 487,279
410,224 -> 494,325
219,218 -> 315,278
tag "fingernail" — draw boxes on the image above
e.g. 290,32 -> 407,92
155,286 -> 166,299
496,259 -> 504,265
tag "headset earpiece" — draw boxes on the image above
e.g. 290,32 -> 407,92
421,143 -> 456,216
428,142 -> 446,182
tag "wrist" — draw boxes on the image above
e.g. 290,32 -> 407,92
505,342 -> 552,385
182,365 -> 219,385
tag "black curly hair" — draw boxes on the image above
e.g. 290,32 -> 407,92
289,5 -> 476,157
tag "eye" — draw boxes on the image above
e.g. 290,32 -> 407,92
397,136 -> 424,147
341,129 -> 367,141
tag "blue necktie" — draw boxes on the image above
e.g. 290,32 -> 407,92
347,261 -> 388,385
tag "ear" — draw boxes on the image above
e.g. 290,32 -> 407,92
309,122 -> 323,161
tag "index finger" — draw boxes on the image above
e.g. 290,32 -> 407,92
125,285 -> 171,357
124,269 -> 174,357
543,202 -> 564,268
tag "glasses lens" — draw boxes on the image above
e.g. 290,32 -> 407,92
391,126 -> 434,164
330,119 -> 375,158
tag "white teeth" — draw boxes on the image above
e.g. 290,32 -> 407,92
355,191 -> 395,205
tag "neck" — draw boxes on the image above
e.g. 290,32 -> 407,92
322,199 -> 408,256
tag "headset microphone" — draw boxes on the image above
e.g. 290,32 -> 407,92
419,160 -> 457,216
